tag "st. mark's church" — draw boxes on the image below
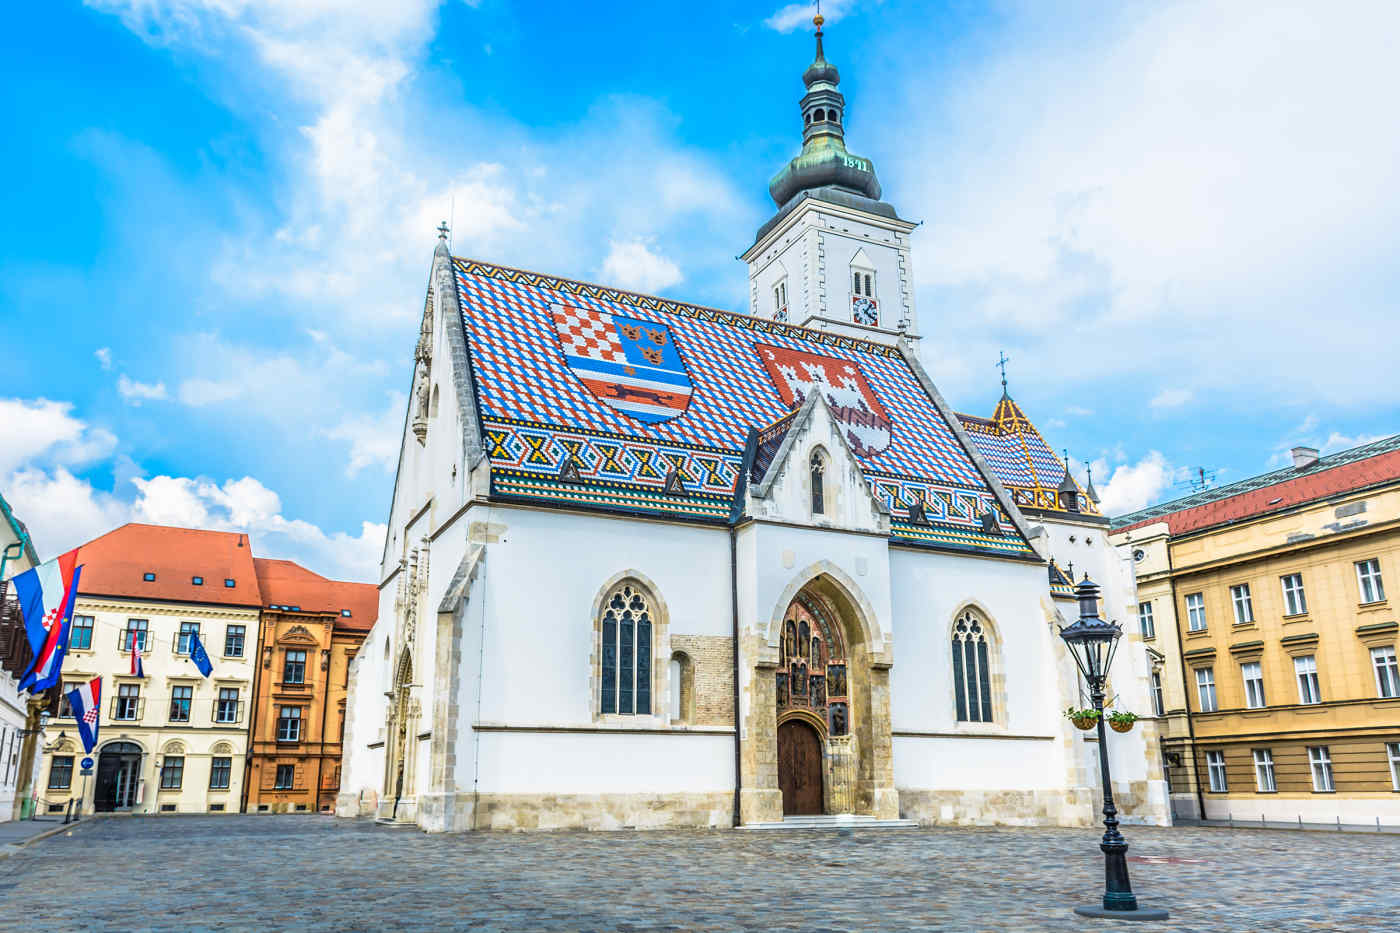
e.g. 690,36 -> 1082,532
337,19 -> 1169,831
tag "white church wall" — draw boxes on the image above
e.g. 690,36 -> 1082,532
1031,517 -> 1170,825
471,504 -> 731,733
886,547 -> 1095,825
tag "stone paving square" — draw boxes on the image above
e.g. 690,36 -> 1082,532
2,815 -> 1396,932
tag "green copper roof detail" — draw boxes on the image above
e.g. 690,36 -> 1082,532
768,15 -> 881,208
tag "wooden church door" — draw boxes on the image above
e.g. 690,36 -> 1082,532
777,719 -> 824,815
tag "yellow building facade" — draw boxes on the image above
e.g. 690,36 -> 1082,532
1114,439 -> 1400,825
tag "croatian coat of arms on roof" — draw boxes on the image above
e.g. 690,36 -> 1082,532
552,303 -> 693,424
755,343 -> 892,457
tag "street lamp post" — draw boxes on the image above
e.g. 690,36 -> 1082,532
1059,576 -> 1169,922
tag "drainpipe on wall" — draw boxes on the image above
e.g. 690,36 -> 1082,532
728,428 -> 759,828
1165,541 -> 1207,822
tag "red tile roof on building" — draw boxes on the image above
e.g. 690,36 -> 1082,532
1112,435 -> 1400,537
76,523 -> 261,606
253,558 -> 378,632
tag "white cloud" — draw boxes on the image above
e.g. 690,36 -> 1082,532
117,375 -> 169,405
881,0 -> 1400,407
1148,388 -> 1192,411
0,398 -> 118,476
1065,405 -> 1093,417
95,347 -> 112,370
1095,451 -> 1177,517
2,395 -> 384,580
324,392 -> 407,476
765,0 -> 856,33
600,239 -> 683,294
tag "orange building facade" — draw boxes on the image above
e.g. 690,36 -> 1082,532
245,559 -> 376,814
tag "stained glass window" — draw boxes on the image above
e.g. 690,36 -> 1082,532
600,584 -> 653,715
953,611 -> 994,723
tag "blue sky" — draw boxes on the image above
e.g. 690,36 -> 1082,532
3,0 -> 1398,580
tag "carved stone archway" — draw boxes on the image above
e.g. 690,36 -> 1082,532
745,571 -> 897,824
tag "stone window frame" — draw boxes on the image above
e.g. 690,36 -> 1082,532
808,445 -> 830,517
589,570 -> 671,726
946,602 -> 1008,733
669,650 -> 695,724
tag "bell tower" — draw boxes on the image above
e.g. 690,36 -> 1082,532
741,13 -> 919,345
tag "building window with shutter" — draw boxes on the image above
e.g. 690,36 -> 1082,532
277,706 -> 303,742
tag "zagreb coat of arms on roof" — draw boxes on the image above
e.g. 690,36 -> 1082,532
552,303 -> 693,424
755,343 -> 893,457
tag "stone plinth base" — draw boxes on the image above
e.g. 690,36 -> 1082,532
739,787 -> 783,826
898,787 -> 1098,827
1073,905 -> 1170,922
471,791 -> 733,832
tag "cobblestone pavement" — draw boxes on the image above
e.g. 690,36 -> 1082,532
2,815 -> 1396,932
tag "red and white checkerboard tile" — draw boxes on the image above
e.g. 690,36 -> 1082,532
553,305 -> 628,364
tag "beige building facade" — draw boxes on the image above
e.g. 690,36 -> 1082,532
1114,438 -> 1400,824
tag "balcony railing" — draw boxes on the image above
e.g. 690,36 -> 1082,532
118,632 -> 149,653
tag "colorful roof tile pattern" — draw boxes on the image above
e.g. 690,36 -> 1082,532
453,259 -> 1032,557
1113,434 -> 1400,536
957,394 -> 1100,518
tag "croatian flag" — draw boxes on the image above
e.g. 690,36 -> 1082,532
188,632 -> 213,677
67,677 -> 101,754
14,549 -> 83,695
130,644 -> 144,678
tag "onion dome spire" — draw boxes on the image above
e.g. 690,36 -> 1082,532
768,13 -> 882,207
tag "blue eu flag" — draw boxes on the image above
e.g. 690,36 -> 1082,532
189,632 -> 213,677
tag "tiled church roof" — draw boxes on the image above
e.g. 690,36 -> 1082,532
452,259 -> 1033,557
956,395 -> 1100,520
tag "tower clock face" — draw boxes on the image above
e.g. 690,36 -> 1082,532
852,296 -> 879,326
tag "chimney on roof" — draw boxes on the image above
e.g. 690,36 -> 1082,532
1290,446 -> 1319,470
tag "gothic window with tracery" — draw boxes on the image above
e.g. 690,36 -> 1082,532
952,610 -> 994,723
778,595 -> 848,736
600,583 -> 653,715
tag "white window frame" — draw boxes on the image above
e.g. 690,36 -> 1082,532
849,263 -> 878,326
1241,661 -> 1266,709
1150,670 -> 1165,717
1294,654 -> 1321,705
1206,750 -> 1228,792
1308,746 -> 1334,792
1230,584 -> 1254,624
1252,749 -> 1276,792
1196,667 -> 1217,712
772,279 -> 788,322
1388,742 -> 1400,792
1185,592 -> 1207,632
1281,573 -> 1308,616
1371,645 -> 1399,699
1137,601 -> 1155,639
1356,558 -> 1385,604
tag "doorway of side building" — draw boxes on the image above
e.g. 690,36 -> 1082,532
777,718 -> 824,815
94,742 -> 143,811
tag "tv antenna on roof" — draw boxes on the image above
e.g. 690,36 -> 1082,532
1174,467 -> 1217,493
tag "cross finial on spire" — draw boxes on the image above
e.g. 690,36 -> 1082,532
996,351 -> 1011,395
436,220 -> 450,242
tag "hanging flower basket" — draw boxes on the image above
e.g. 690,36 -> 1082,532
1066,707 -> 1100,731
1108,711 -> 1138,733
